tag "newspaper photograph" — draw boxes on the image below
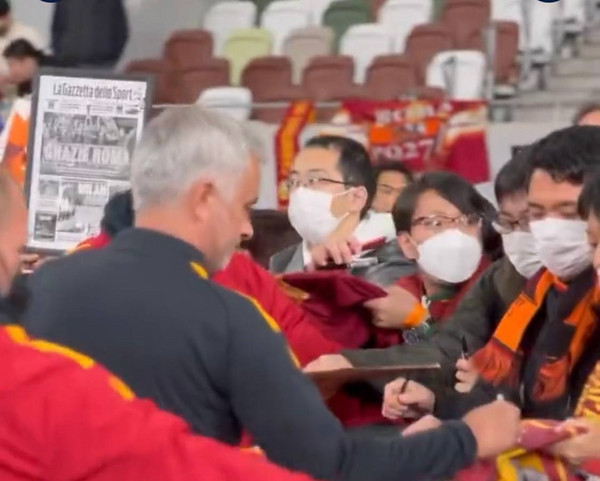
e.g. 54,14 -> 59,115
25,69 -> 151,252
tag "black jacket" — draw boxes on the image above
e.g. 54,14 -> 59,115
343,257 -> 526,390
23,228 -> 477,481
52,0 -> 128,66
270,240 -> 416,287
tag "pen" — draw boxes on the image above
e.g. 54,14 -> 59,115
400,377 -> 410,394
461,335 -> 469,360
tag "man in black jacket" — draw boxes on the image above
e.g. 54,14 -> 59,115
23,106 -> 520,481
51,0 -> 128,68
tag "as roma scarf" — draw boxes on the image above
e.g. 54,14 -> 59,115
472,268 -> 598,405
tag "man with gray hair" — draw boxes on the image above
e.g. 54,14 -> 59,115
24,106 -> 520,481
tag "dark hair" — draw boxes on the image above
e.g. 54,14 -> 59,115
529,126 -> 600,186
578,168 -> 600,219
374,159 -> 414,184
393,171 -> 492,232
494,146 -> 532,203
101,189 -> 134,237
394,171 -> 502,260
304,135 -> 376,218
239,209 -> 301,268
3,39 -> 43,61
0,0 -> 10,17
573,101 -> 600,125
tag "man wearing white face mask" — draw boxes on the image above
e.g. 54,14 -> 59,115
358,126 -> 600,423
270,135 -> 415,287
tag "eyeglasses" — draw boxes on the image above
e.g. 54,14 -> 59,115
286,176 -> 354,191
491,216 -> 530,235
411,214 -> 482,231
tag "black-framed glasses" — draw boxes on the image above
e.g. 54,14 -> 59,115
286,176 -> 355,191
491,216 -> 530,235
411,213 -> 482,231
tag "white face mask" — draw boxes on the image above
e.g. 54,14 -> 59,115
288,187 -> 345,245
416,229 -> 482,284
501,231 -> 543,278
529,218 -> 592,280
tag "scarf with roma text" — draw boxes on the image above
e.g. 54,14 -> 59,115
472,268 -> 598,409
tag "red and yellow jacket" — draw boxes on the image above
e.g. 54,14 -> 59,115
0,323 -> 315,481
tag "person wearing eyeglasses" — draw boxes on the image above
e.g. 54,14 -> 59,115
360,171 -> 491,346
371,161 -> 414,214
305,147 -> 536,409
270,135 -> 415,287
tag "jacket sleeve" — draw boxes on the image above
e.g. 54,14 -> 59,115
223,293 -> 478,481
214,255 -> 343,366
12,342 -> 312,481
342,261 -> 504,391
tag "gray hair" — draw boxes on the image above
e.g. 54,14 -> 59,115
131,106 -> 251,211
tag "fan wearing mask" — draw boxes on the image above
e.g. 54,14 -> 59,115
270,135 -> 415,287
305,153 -> 536,386
368,126 -> 600,423
362,171 -> 490,347
542,169 -> 600,471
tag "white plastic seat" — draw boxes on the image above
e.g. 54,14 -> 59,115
528,0 -> 561,61
261,1 -> 311,54
378,0 -> 433,52
196,87 -> 253,121
426,50 -> 486,100
204,1 -> 257,55
561,0 -> 586,34
340,24 -> 393,83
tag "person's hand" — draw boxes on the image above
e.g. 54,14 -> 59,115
462,400 -> 520,459
402,415 -> 442,436
303,354 -> 352,373
309,237 -> 362,268
548,418 -> 600,465
382,377 -> 435,420
455,358 -> 479,393
364,285 -> 423,330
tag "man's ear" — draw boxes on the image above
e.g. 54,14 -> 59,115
186,179 -> 216,222
348,186 -> 368,215
397,232 -> 418,261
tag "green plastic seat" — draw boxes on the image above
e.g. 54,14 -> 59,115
323,0 -> 372,51
223,28 -> 273,84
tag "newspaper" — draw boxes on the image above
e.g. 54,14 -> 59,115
27,72 -> 148,252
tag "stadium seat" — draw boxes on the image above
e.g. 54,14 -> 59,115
125,58 -> 176,105
261,1 -> 311,54
441,0 -> 491,48
175,58 -> 231,104
562,0 -> 585,35
528,0 -> 561,63
491,0 -> 526,49
197,86 -> 253,121
378,0 -> 433,52
405,23 -> 455,84
242,57 -> 305,121
466,20 -> 519,96
204,1 -> 257,55
307,0 -> 342,24
283,26 -> 334,83
163,30 -> 213,70
426,50 -> 486,99
323,0 -> 372,50
340,24 -> 393,83
364,54 -> 417,100
223,28 -> 273,85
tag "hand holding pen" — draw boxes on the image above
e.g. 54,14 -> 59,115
455,336 -> 479,393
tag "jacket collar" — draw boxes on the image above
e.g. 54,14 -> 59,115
112,228 -> 208,272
